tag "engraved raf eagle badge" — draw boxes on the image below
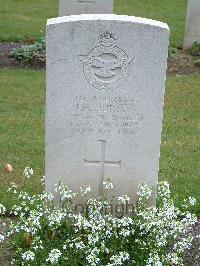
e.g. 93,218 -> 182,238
78,32 -> 133,91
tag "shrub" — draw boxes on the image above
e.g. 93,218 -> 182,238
9,38 -> 46,64
0,170 -> 198,266
191,42 -> 200,57
168,47 -> 178,58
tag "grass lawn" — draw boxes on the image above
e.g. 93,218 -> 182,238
115,0 -> 187,48
0,69 -> 199,215
0,69 -> 45,209
0,0 -> 187,47
160,75 -> 200,215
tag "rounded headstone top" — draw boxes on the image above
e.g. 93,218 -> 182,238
47,14 -> 169,31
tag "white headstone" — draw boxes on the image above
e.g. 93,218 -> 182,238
184,0 -> 200,50
46,14 -> 169,203
59,0 -> 113,17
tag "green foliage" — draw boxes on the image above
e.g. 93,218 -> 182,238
168,47 -> 178,57
0,180 -> 197,265
9,38 -> 46,63
191,42 -> 200,57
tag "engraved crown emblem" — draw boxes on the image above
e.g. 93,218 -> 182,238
98,32 -> 117,46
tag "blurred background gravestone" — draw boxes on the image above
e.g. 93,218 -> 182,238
59,0 -> 114,16
184,0 -> 200,50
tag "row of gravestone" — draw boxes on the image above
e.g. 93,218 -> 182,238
59,0 -> 113,16
59,0 -> 200,50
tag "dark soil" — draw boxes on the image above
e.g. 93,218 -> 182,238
167,51 -> 200,76
184,219 -> 200,266
1,43 -> 200,75
0,218 -> 15,266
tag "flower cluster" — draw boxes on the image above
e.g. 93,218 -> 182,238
46,249 -> 62,264
23,167 -> 33,178
0,204 -> 6,215
21,251 -> 35,262
0,177 -> 198,266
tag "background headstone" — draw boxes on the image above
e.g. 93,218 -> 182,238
184,0 -> 200,50
46,14 -> 169,203
59,0 -> 113,16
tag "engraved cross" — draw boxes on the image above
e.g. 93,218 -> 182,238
84,140 -> 121,195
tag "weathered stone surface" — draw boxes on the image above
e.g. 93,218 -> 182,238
46,15 -> 169,203
59,0 -> 113,16
184,0 -> 200,50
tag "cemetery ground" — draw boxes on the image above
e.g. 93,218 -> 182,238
0,70 -> 200,264
1,68 -> 200,213
0,0 -> 199,76
0,0 -> 200,265
0,0 -> 186,47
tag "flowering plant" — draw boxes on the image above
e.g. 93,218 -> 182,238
0,171 -> 198,266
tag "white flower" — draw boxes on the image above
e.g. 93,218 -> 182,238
40,191 -> 54,202
103,180 -> 113,190
188,197 -> 196,206
46,249 -> 62,264
55,182 -> 76,201
40,176 -> 45,185
137,183 -> 152,199
23,167 -> 33,178
11,259 -> 17,265
80,185 -> 91,195
21,251 -> 35,261
157,181 -> 170,198
32,237 -> 43,251
7,182 -> 17,193
108,251 -> 130,265
0,204 -> 6,215
167,252 -> 182,265
146,252 -> 162,266
86,247 -> 100,266
4,179 -> 197,266
75,241 -> 85,250
0,234 -> 5,242
119,228 -> 131,237
47,208 -> 67,228
118,195 -> 130,204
